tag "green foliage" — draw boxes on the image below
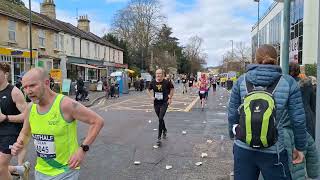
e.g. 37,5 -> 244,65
305,64 -> 317,77
103,33 -> 130,66
6,0 -> 25,6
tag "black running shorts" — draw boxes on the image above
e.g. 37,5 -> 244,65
0,135 -> 18,154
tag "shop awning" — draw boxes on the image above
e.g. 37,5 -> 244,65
71,63 -> 106,69
67,57 -> 103,65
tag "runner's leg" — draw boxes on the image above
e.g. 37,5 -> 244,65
0,152 -> 12,180
154,104 -> 162,140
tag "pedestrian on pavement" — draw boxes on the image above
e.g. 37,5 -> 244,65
49,73 -> 55,91
140,77 -> 145,91
188,75 -> 195,92
211,76 -> 217,92
0,63 -> 30,180
76,76 -> 87,101
147,69 -> 174,146
11,67 -> 104,180
289,62 -> 316,139
181,74 -> 188,94
228,44 -> 307,180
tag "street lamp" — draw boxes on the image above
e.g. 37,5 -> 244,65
230,40 -> 234,60
28,0 -> 33,67
253,0 -> 260,48
254,0 -> 290,73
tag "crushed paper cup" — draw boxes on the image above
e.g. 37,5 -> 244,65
182,131 -> 187,135
195,162 -> 203,166
166,165 -> 172,170
202,121 -> 207,124
206,140 -> 213,144
134,161 -> 141,165
148,120 -> 152,123
153,145 -> 159,149
201,153 -> 208,158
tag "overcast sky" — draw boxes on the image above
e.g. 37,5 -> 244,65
23,0 -> 274,66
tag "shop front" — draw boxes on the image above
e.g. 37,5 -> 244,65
66,56 -> 105,82
0,47 -> 37,83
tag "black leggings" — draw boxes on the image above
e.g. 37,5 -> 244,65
154,103 -> 168,139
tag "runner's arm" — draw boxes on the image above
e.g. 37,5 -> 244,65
62,98 -> 104,146
147,83 -> 154,99
11,104 -> 32,155
5,87 -> 27,123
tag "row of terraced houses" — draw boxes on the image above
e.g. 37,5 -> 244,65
0,0 -> 125,84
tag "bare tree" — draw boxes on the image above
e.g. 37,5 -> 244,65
184,36 -> 207,74
112,0 -> 165,70
220,42 -> 251,73
235,42 -> 251,72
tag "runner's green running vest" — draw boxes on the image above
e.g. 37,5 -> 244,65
29,94 -> 79,176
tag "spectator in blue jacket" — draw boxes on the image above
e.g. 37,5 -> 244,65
228,44 -> 307,180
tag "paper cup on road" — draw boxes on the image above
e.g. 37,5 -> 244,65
206,140 -> 213,144
222,106 -> 226,108
134,161 -> 141,165
202,121 -> 207,124
166,165 -> 172,170
153,145 -> 159,149
195,162 -> 203,166
148,120 -> 152,123
153,129 -> 157,131
182,131 -> 187,135
201,153 -> 208,158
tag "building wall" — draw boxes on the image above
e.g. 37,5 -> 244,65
302,0 -> 319,65
251,0 -> 318,65
0,15 -> 29,49
104,46 -> 110,62
251,3 -> 283,35
64,34 -> 80,58
119,51 -> 123,64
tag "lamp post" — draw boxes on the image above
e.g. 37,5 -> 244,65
28,0 -> 33,67
316,0 -> 320,157
274,0 -> 290,74
230,40 -> 234,60
254,0 -> 260,48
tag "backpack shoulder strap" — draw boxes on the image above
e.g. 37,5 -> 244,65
266,76 -> 282,94
245,75 -> 254,93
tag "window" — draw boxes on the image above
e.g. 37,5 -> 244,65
39,30 -> 45,47
98,45 -> 100,58
54,34 -> 59,49
60,35 -> 64,51
94,44 -> 97,57
87,42 -> 90,57
71,38 -> 75,54
88,69 -> 97,80
113,49 -> 115,62
118,51 -> 120,62
8,20 -> 16,41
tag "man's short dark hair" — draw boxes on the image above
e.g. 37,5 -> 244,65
0,63 -> 10,73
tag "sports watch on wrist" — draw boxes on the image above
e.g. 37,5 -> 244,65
80,144 -> 90,152
3,115 -> 8,123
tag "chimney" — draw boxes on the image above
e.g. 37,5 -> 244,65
40,0 -> 56,19
78,15 -> 90,32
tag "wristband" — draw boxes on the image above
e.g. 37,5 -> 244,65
3,115 -> 9,123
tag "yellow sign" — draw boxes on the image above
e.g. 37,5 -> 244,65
0,47 -> 37,58
50,69 -> 62,82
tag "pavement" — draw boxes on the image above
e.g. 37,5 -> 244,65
20,84 -> 234,180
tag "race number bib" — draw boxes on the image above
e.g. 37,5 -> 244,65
155,92 -> 163,100
200,91 -> 205,94
32,134 -> 56,159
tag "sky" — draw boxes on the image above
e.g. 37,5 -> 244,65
22,0 -> 274,66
